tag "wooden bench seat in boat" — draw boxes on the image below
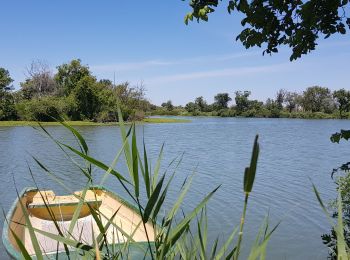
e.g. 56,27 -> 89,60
26,190 -> 102,220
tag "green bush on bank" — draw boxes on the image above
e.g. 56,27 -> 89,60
0,92 -> 17,120
16,97 -> 69,121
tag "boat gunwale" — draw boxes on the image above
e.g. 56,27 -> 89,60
2,185 -> 156,259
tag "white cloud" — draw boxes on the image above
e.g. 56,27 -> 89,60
90,51 -> 260,73
90,60 -> 173,72
145,63 -> 292,85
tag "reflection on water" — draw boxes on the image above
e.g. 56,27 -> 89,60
0,117 -> 349,259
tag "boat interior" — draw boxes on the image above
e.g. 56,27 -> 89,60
6,188 -> 155,256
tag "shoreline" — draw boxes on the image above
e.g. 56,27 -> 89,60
148,112 -> 350,120
0,118 -> 191,127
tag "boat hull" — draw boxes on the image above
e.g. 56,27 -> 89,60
2,186 -> 155,259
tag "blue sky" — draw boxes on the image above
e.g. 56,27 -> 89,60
1,1 -> 349,105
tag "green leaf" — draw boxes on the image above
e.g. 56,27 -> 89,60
152,171 -> 175,220
165,185 -> 220,250
336,193 -> 348,259
244,135 -> 260,193
166,174 -> 194,222
67,187 -> 89,239
214,226 -> 239,260
143,174 -> 165,223
117,105 -> 134,181
15,187 -> 43,260
96,207 -> 120,244
143,138 -> 151,198
10,228 -> 32,259
132,124 -> 139,197
100,138 -> 128,186
59,142 -> 129,184
30,226 -> 95,254
86,204 -> 105,244
152,143 -> 164,191
57,120 -> 89,155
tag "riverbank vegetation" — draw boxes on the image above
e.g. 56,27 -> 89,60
0,118 -> 190,127
152,88 -> 350,119
0,60 -> 151,123
322,130 -> 350,259
1,62 -> 350,123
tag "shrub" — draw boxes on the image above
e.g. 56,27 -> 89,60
0,92 -> 17,120
218,108 -> 236,117
16,97 -> 65,121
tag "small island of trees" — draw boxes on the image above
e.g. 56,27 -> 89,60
155,87 -> 350,119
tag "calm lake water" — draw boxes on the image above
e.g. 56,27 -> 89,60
1,117 -> 349,259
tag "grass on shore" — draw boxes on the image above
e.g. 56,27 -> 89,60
0,118 -> 191,127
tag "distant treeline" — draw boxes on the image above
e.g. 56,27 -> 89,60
0,60 -> 151,122
1,60 -> 350,122
152,88 -> 350,119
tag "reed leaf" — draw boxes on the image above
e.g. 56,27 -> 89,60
214,226 -> 239,260
336,193 -> 348,259
132,124 -> 139,197
210,237 -> 219,259
100,138 -> 128,186
152,171 -> 176,221
27,164 -> 72,256
165,185 -> 220,251
15,186 -> 43,260
244,135 -> 259,193
143,137 -> 151,198
152,143 -> 164,191
96,207 -> 120,245
30,226 -> 95,253
247,220 -> 280,260
86,204 -> 106,245
143,174 -> 166,223
59,142 -> 129,183
117,105 -> 134,181
57,120 -> 89,155
36,123 -> 91,180
32,156 -> 75,195
10,228 -> 32,260
67,186 -> 89,239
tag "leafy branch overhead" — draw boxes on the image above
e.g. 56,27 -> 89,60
331,130 -> 350,144
184,0 -> 350,61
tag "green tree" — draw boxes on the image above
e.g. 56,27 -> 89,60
0,68 -> 16,120
185,0 -> 350,60
276,89 -> 286,110
214,93 -> 231,110
234,91 -> 250,113
20,60 -> 57,99
285,91 -> 300,113
98,81 -> 149,121
0,94 -> 17,120
333,89 -> 350,118
0,67 -> 13,92
55,59 -> 91,96
185,101 -> 198,113
195,96 -> 208,111
71,76 -> 101,120
161,100 -> 174,111
265,98 -> 281,118
302,86 -> 334,113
